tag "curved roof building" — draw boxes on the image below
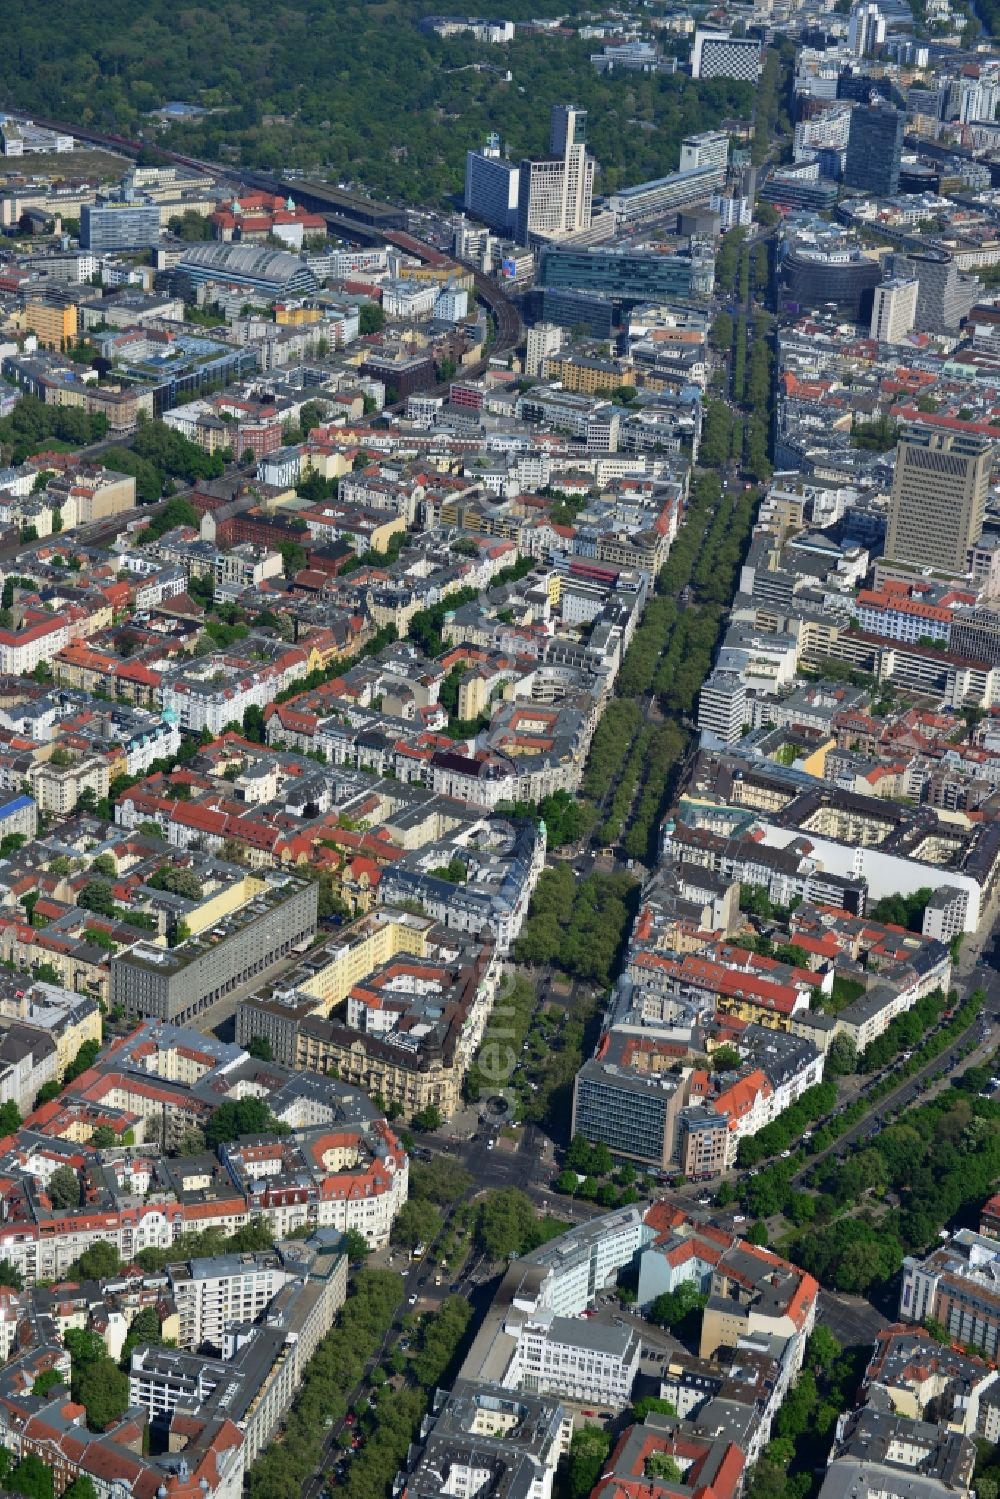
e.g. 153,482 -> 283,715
177,243 -> 319,297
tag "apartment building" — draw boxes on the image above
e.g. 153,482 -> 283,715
396,1383 -> 569,1499
130,1239 -> 347,1465
27,752 -> 110,816
237,919 -> 500,1121
111,874 -> 318,1024
170,1251 -> 293,1349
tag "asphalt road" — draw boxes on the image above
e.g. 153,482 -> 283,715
791,956 -> 1000,1187
301,1197 -> 503,1499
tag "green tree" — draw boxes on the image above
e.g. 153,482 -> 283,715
475,1188 -> 562,1260
48,1165 -> 81,1210
246,1035 -> 274,1061
121,1306 -> 162,1363
408,1158 -> 472,1205
205,1096 -> 284,1148
0,1259 -> 22,1290
32,1369 -> 65,1398
176,1127 -> 206,1155
243,703 -> 266,743
391,1197 -> 441,1250
825,1033 -> 857,1077
65,1038 -> 100,1083
340,1228 -> 371,1260
280,541 -> 307,577
64,1327 -> 107,1387
646,1454 -> 682,1481
649,1280 -> 707,1332
63,1479 -> 98,1499
10,1454 -> 54,1499
76,879 -> 115,916
71,1241 -> 121,1280
79,1357 -> 129,1431
633,1396 -> 678,1421
567,1426 -> 612,1499
147,865 -> 203,900
710,310 -> 734,351
806,1325 -> 841,1375
359,303 -> 385,335
712,1045 -> 741,1072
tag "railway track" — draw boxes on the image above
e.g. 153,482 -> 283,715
19,113 -> 524,356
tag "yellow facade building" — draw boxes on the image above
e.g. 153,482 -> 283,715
22,300 -> 79,349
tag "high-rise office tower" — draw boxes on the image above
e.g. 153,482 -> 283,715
844,102 -> 904,196
870,277 -> 919,344
515,104 -> 594,245
464,133 -> 520,235
889,251 -> 980,334
848,2 -> 886,56
886,424 -> 992,571
690,30 -> 762,80
679,130 -> 730,175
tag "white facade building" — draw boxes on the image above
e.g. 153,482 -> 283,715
691,31 -> 762,80
698,672 -> 748,747
526,322 -> 564,377
506,1313 -> 641,1406
870,278 -> 919,344
515,106 -> 594,245
679,131 -> 730,174
848,2 -> 887,55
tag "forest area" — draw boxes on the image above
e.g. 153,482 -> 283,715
2,0 -> 754,202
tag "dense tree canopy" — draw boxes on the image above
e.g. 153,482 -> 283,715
0,2 -> 754,204
205,1096 -> 286,1148
47,1165 -> 81,1210
79,1358 -> 129,1432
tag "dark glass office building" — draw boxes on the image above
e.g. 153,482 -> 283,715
843,104 -> 904,197
539,287 -> 615,337
539,247 -> 696,303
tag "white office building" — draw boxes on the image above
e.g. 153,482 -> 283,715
698,670 -> 747,746
526,321 -> 564,377
870,277 -> 920,344
679,131 -> 730,175
516,105 -> 594,245
848,2 -> 887,55
712,192 -> 752,230
434,285 -> 470,322
506,1313 -> 641,1406
171,1254 -> 291,1349
691,31 -> 762,81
